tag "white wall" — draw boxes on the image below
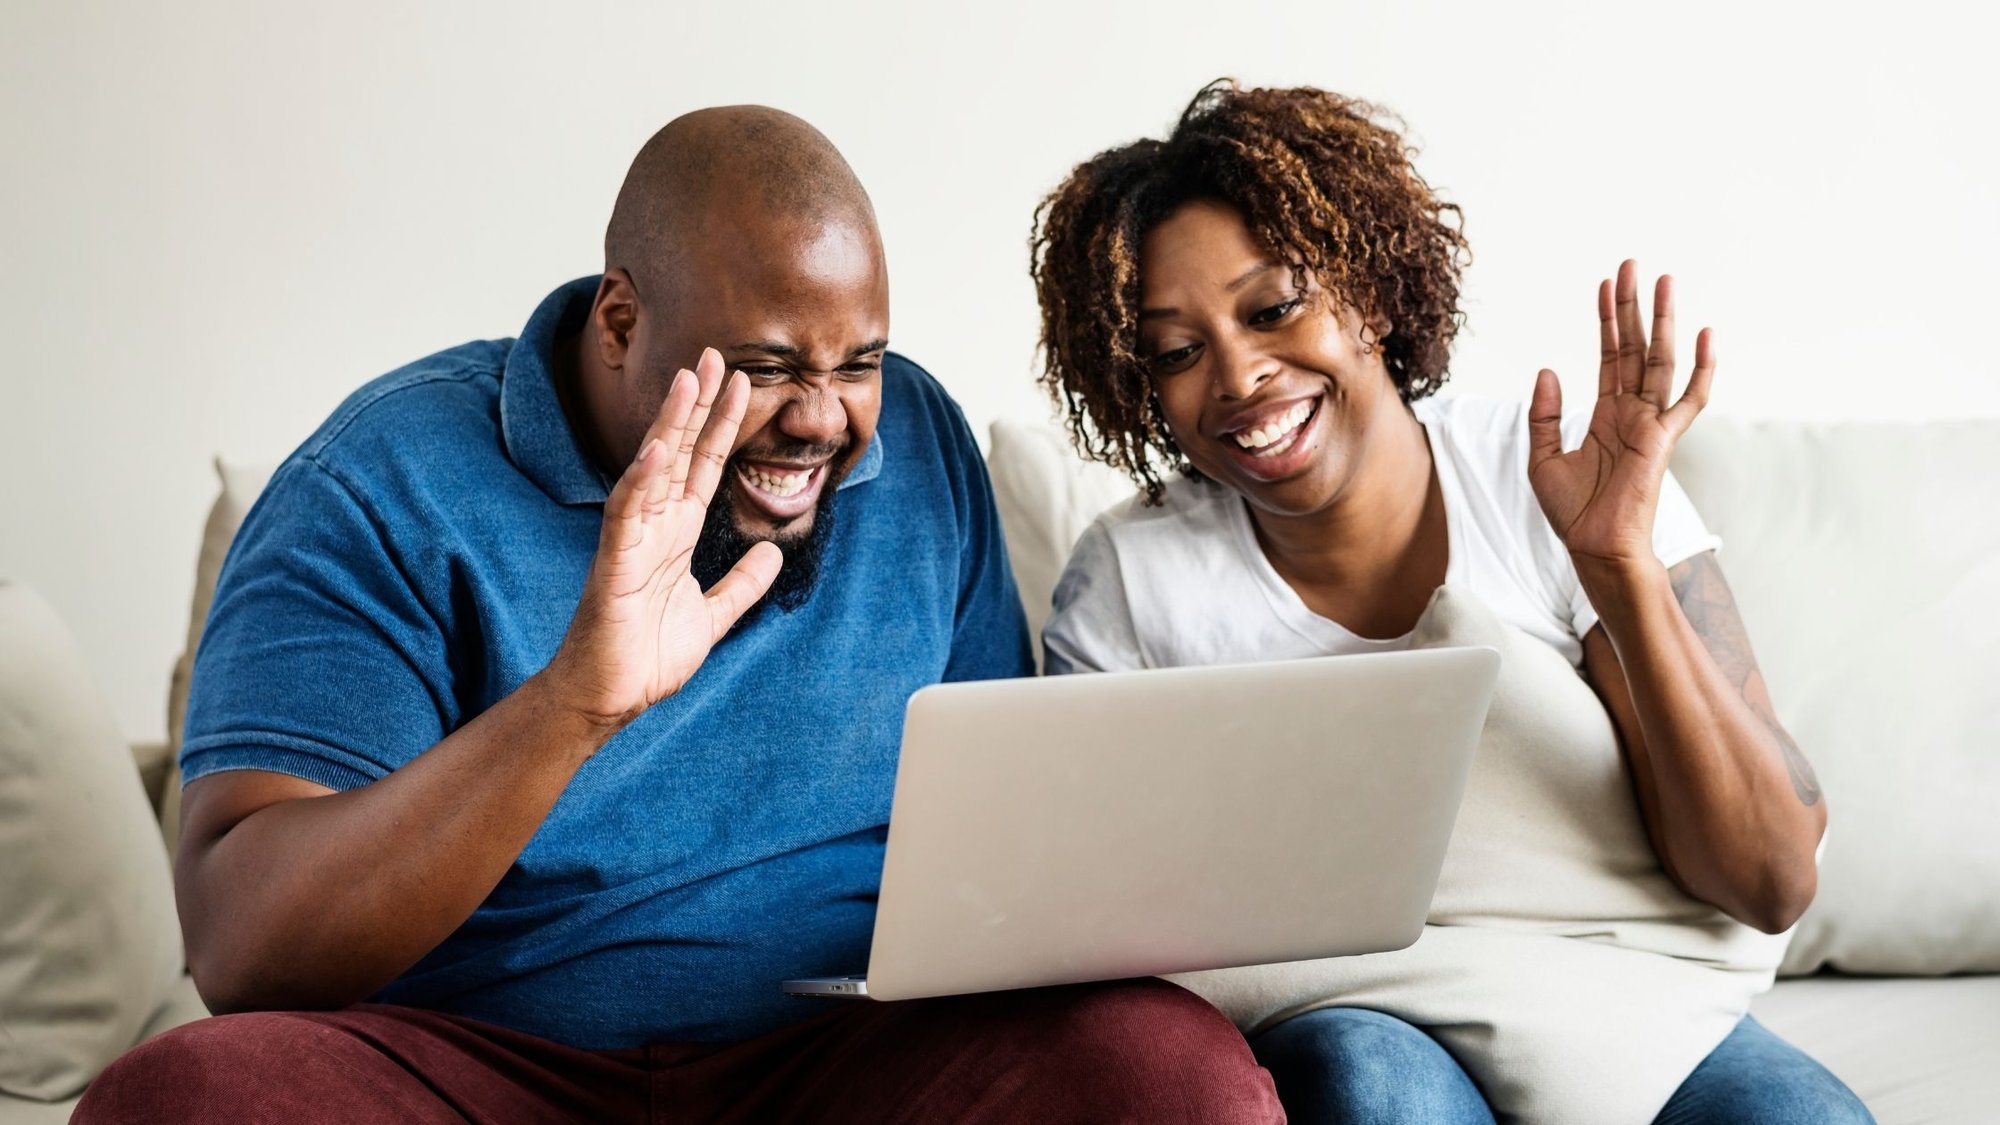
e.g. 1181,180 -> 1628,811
4,0 -> 1995,742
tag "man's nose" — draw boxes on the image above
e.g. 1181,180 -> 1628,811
778,383 -> 848,446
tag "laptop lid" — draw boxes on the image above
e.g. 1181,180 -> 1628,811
862,646 -> 1500,1001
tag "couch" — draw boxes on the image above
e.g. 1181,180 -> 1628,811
3,410 -> 1995,1123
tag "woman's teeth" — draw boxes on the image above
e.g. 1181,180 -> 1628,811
741,465 -> 812,498
1233,400 -> 1314,455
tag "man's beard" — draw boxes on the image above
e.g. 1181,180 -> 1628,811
689,449 -> 843,624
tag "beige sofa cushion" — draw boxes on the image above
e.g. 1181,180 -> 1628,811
0,582 -> 185,1101
1672,419 -> 2000,975
1753,975 -> 2000,1125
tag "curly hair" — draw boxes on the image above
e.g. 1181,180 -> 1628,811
1030,80 -> 1471,503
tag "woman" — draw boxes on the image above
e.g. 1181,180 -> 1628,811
1030,81 -> 1869,1125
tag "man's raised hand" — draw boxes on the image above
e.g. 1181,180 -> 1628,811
545,347 -> 781,733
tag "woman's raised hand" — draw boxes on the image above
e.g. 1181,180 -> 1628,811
1527,260 -> 1715,573
545,347 -> 782,734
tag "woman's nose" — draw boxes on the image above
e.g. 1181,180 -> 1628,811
1209,335 -> 1277,401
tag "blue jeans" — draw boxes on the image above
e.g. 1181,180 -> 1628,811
1248,1007 -> 1873,1124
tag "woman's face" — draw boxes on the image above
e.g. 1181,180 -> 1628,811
1137,199 -> 1401,518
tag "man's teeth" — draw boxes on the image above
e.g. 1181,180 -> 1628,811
1233,401 -> 1314,451
741,465 -> 813,498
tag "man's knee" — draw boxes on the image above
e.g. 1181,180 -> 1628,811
75,1012 -> 345,1122
1005,979 -> 1282,1123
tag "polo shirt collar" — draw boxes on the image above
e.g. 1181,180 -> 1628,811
501,275 -> 885,506
502,276 -> 612,506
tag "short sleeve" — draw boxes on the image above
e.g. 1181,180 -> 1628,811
937,401 -> 1036,686
1563,466 -> 1723,641
1043,520 -> 1147,675
179,459 -> 455,792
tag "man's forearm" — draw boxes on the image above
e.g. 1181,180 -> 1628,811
178,670 -> 616,1013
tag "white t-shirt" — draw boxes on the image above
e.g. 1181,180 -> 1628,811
1044,396 -> 1720,673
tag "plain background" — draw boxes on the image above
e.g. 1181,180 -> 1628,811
3,0 -> 1995,742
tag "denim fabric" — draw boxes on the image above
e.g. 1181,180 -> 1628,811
1655,1015 -> 1875,1124
1251,1007 -> 1873,1125
180,277 -> 1034,1047
1250,1007 -> 1494,1125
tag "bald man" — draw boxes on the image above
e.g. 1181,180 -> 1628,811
74,109 -> 1282,1122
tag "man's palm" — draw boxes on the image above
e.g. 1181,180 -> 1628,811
554,349 -> 780,728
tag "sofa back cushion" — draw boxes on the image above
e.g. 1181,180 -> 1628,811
0,582 -> 185,1101
1671,418 -> 2000,975
988,411 -> 2000,977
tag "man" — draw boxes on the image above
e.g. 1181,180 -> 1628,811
75,108 -> 1281,1122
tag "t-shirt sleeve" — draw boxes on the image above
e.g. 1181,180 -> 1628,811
938,402 -> 1037,685
1043,519 -> 1146,675
179,458 -> 455,792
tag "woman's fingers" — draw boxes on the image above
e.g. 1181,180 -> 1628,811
1665,327 -> 1716,436
1614,260 -> 1647,395
705,540 -> 783,642
1596,279 -> 1619,398
1642,273 -> 1676,407
683,370 -> 751,507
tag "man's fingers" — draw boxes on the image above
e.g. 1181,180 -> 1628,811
603,438 -> 668,554
1614,259 -> 1646,394
643,368 -> 697,507
1665,327 -> 1716,436
706,540 -> 783,642
1528,368 -> 1566,470
1596,279 -> 1619,398
1641,273 -> 1676,407
683,370 -> 750,506
670,348 -> 728,501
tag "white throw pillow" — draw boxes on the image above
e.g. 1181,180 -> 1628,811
1671,418 -> 2000,975
0,582 -> 185,1101
987,419 -> 1134,667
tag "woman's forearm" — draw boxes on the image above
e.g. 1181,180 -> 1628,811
1576,552 -> 1825,933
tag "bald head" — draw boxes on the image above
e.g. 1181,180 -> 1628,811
572,105 -> 889,612
604,105 -> 878,303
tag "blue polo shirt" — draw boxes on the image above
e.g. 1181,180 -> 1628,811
180,277 -> 1035,1047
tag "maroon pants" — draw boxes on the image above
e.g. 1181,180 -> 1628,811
74,978 -> 1283,1123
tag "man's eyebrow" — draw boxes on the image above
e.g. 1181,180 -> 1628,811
728,340 -> 890,361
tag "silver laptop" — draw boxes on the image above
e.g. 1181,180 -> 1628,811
783,645 -> 1500,1001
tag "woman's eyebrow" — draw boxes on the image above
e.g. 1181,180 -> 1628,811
1141,263 -> 1282,320
1225,262 -> 1279,292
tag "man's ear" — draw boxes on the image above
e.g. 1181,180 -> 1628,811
591,269 -> 642,371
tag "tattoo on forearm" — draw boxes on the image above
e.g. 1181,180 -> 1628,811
1669,554 -> 1823,806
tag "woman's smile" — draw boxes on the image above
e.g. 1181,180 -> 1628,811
1212,392 -> 1324,481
